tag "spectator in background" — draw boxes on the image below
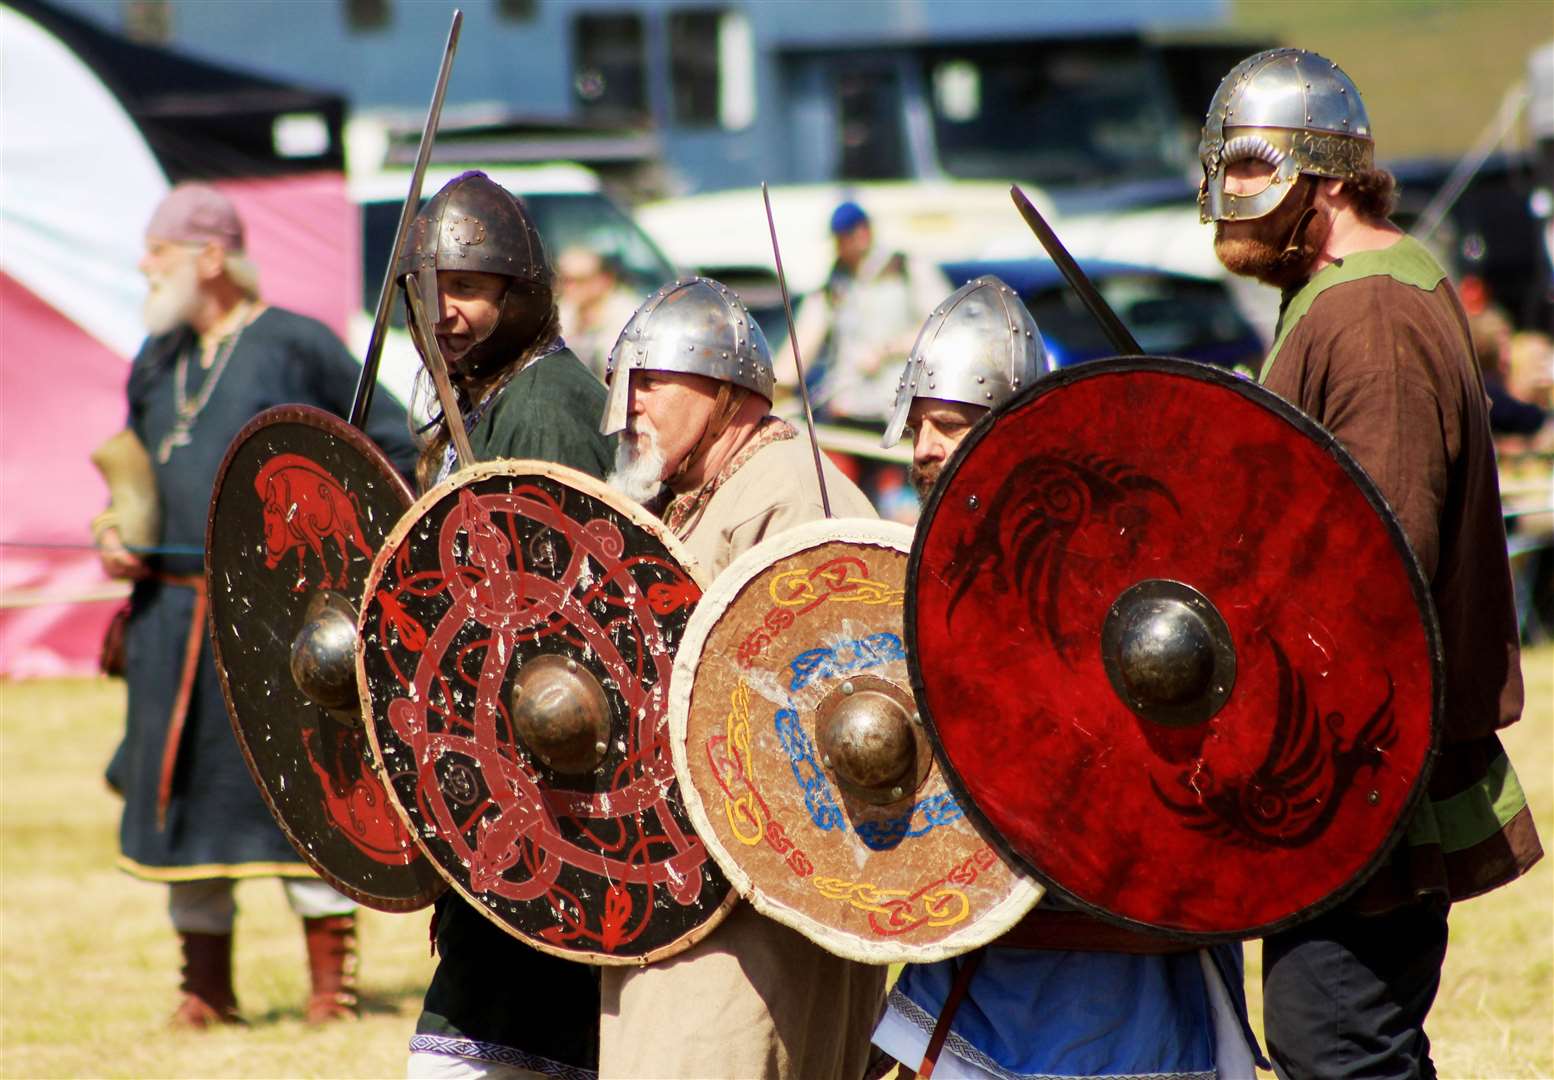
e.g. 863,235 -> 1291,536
1471,306 -> 1549,448
784,201 -> 948,426
556,246 -> 642,382
93,183 -> 415,1028
1479,314 -> 1554,644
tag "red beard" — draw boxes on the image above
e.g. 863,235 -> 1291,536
910,460 -> 942,501
1213,177 -> 1331,289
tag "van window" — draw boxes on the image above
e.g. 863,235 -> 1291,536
924,40 -> 1186,185
572,12 -> 648,122
837,65 -> 906,181
668,9 -> 755,130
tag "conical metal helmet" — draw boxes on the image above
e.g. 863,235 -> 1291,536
600,277 -> 775,436
1198,48 -> 1374,224
396,171 -> 554,379
881,275 -> 1049,447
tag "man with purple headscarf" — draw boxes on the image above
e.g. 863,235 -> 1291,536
93,183 -> 415,1028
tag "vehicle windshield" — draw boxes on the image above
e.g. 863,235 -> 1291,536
360,191 -> 676,317
922,41 -> 1190,186
1025,273 -> 1261,368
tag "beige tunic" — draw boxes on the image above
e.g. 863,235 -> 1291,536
599,433 -> 886,1079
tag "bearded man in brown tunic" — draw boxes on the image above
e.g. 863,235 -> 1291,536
1200,49 -> 1542,1080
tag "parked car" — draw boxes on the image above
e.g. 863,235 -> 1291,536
941,257 -> 1265,370
800,256 -> 1263,523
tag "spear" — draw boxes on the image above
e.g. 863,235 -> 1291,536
348,9 -> 463,428
760,183 -> 832,518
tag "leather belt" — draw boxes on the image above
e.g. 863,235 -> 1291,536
153,572 -> 208,831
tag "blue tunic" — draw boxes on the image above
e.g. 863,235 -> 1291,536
109,307 -> 415,878
876,943 -> 1256,1080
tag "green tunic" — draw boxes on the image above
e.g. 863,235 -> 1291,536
415,346 -> 616,1077
466,346 -> 615,475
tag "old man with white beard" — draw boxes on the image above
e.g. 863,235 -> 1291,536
93,182 -> 415,1028
598,278 -> 883,1079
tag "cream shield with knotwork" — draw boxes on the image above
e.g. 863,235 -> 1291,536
669,518 -> 1040,964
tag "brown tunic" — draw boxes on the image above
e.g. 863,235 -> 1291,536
599,427 -> 886,1079
1261,237 -> 1541,908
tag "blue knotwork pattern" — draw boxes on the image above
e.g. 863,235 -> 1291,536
788,632 -> 906,691
854,791 -> 965,850
775,707 -> 844,830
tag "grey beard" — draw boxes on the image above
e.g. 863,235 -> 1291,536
140,264 -> 200,336
608,428 -> 666,505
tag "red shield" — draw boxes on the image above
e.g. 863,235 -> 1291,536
356,461 -> 735,963
207,405 -> 444,911
909,358 -> 1441,939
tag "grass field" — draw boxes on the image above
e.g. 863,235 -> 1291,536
2,649 -> 1549,1078
1232,0 -> 1553,162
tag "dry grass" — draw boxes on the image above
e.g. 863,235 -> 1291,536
2,649 -> 1549,1078
0,677 -> 437,1079
1231,0 -> 1552,161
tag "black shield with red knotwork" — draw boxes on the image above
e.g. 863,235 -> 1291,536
909,357 -> 1442,940
207,405 -> 444,912
356,461 -> 735,964
670,518 -> 1041,965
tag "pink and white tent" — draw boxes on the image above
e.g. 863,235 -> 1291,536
1,0 -> 361,676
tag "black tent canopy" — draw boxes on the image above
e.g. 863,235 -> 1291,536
9,0 -> 345,179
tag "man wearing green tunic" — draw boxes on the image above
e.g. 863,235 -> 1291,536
396,171 -> 612,1080
1199,49 -> 1543,1079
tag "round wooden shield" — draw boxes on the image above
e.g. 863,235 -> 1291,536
910,358 -> 1442,940
356,461 -> 735,964
672,518 -> 1041,963
207,405 -> 444,912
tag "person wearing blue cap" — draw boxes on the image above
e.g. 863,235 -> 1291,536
784,200 -> 947,511
828,200 -> 872,265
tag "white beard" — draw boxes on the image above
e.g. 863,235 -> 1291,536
140,253 -> 201,336
608,427 -> 667,505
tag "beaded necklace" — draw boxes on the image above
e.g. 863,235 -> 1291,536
156,302 -> 255,463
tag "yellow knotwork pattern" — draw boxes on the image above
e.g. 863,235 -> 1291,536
769,560 -> 903,610
811,876 -> 971,929
721,681 -> 764,846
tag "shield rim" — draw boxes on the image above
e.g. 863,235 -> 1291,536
906,355 -> 1445,942
355,457 -> 740,965
670,516 -> 1043,964
205,403 -> 444,913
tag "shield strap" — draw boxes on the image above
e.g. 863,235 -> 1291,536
918,948 -> 985,1080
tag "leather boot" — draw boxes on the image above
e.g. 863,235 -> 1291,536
170,931 -> 244,1028
302,914 -> 359,1023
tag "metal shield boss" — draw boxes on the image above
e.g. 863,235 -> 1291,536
356,461 -> 735,963
910,358 -> 1442,940
206,405 -> 444,911
671,519 -> 1041,963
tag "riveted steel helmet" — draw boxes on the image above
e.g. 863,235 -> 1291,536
880,275 -> 1049,447
1198,49 -> 1374,224
397,171 -> 554,379
600,277 -> 775,436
